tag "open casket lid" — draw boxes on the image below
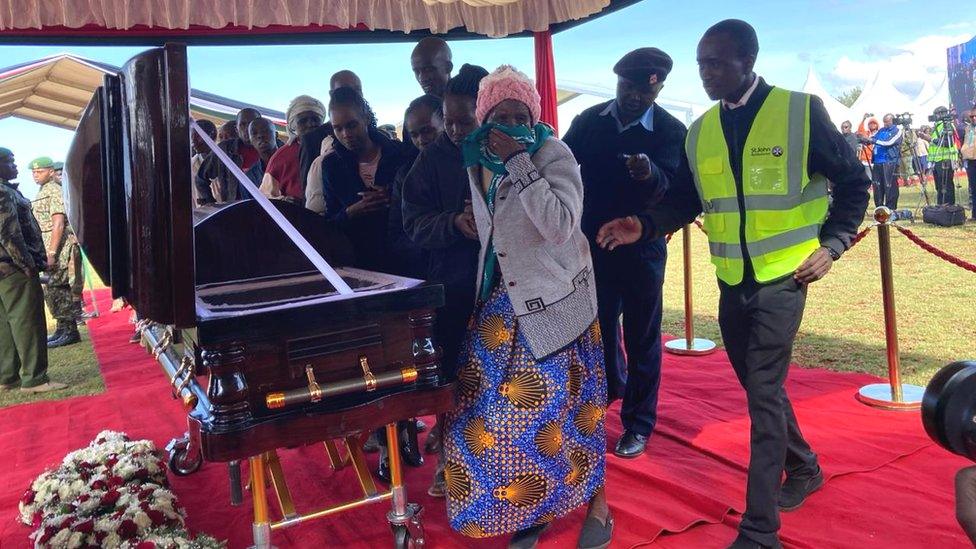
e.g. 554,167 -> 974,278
65,44 -> 195,327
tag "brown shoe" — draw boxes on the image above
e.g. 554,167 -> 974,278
20,382 -> 68,393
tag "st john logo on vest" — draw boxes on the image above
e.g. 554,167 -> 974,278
750,145 -> 784,157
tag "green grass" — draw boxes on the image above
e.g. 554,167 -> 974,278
662,182 -> 975,386
0,276 -> 108,409
2,182 -> 972,408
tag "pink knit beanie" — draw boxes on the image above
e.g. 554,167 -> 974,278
475,65 -> 541,125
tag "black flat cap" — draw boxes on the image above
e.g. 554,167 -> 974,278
613,47 -> 673,83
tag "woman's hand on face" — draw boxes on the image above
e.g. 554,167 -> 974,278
488,128 -> 526,159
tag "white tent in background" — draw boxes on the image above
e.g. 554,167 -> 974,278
917,74 -> 951,119
914,79 -> 937,106
849,69 -> 918,119
801,67 -> 851,126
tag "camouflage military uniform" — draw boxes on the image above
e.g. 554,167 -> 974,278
32,178 -> 80,323
0,180 -> 50,388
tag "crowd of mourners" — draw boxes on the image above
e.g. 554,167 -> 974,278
13,17 -> 954,549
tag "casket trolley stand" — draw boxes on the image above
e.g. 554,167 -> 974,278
63,43 -> 454,549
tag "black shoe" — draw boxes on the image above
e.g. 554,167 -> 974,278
47,322 -> 66,344
726,532 -> 782,549
400,424 -> 424,468
129,330 -> 141,344
613,431 -> 648,458
510,522 -> 551,549
779,466 -> 824,511
377,445 -> 391,483
48,325 -> 80,348
362,431 -> 380,454
577,513 -> 613,549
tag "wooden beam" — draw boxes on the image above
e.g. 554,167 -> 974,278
22,98 -> 82,119
0,88 -> 34,103
33,89 -> 91,109
44,75 -> 97,94
14,105 -> 79,130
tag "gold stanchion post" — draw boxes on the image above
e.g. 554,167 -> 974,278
665,224 -> 716,356
856,207 -> 924,410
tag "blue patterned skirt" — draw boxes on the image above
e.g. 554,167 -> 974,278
444,283 -> 607,538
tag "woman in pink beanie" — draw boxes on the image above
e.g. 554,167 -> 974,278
444,65 -> 612,549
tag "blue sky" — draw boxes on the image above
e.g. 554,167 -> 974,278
2,1 -> 974,199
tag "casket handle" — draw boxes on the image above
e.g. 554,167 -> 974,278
265,361 -> 419,411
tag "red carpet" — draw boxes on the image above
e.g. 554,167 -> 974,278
0,288 -> 970,548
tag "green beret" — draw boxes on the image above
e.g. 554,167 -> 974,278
53,161 -> 64,171
29,156 -> 54,169
0,147 -> 12,158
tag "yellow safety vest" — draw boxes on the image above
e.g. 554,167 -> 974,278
686,87 -> 829,285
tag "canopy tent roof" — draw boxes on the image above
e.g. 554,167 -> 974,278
917,74 -> 951,117
801,67 -> 851,126
0,0 -> 643,44
848,68 -> 919,119
914,78 -> 937,105
0,54 -> 286,131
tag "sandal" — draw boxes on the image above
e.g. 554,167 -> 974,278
577,512 -> 613,549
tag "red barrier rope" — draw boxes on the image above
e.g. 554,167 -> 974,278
893,225 -> 976,273
665,232 -> 673,244
693,219 -> 706,233
848,226 -> 872,249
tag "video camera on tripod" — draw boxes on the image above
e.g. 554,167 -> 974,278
892,112 -> 913,127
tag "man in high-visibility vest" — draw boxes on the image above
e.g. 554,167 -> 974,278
920,106 -> 961,205
596,20 -> 870,549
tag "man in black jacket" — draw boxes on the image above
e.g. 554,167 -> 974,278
563,48 -> 685,459
597,20 -> 870,549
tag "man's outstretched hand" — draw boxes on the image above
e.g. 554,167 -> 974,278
596,216 -> 643,251
794,247 -> 833,284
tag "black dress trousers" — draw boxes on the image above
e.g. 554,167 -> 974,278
718,275 -> 819,546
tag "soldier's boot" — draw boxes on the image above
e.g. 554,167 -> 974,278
49,322 -> 81,348
73,301 -> 86,325
46,320 -> 67,344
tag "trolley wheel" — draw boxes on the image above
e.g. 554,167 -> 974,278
166,437 -> 202,476
390,508 -> 425,548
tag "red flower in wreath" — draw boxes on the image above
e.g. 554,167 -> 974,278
20,490 -> 35,505
73,519 -> 94,533
101,489 -> 121,508
118,519 -> 138,539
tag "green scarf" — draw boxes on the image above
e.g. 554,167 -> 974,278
463,123 -> 552,302
462,123 -> 553,174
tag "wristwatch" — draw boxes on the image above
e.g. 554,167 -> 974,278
824,246 -> 841,261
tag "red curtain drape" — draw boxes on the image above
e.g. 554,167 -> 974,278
534,30 -> 558,133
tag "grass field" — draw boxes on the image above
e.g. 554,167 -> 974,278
1,183 -> 972,408
662,183 -> 975,386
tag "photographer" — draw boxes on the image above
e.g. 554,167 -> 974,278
963,109 -> 976,220
919,106 -> 961,205
862,113 -> 903,209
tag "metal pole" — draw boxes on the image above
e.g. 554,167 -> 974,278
877,220 -> 903,401
664,224 -> 716,356
857,207 -> 924,410
249,454 -> 273,549
682,224 -> 694,345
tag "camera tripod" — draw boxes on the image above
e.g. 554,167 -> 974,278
891,122 -> 931,219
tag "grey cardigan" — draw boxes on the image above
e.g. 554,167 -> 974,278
468,137 -> 598,360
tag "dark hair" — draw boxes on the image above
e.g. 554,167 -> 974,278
445,63 -> 489,99
406,94 -> 443,120
195,119 -> 217,137
703,19 -> 759,59
328,86 -> 377,129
